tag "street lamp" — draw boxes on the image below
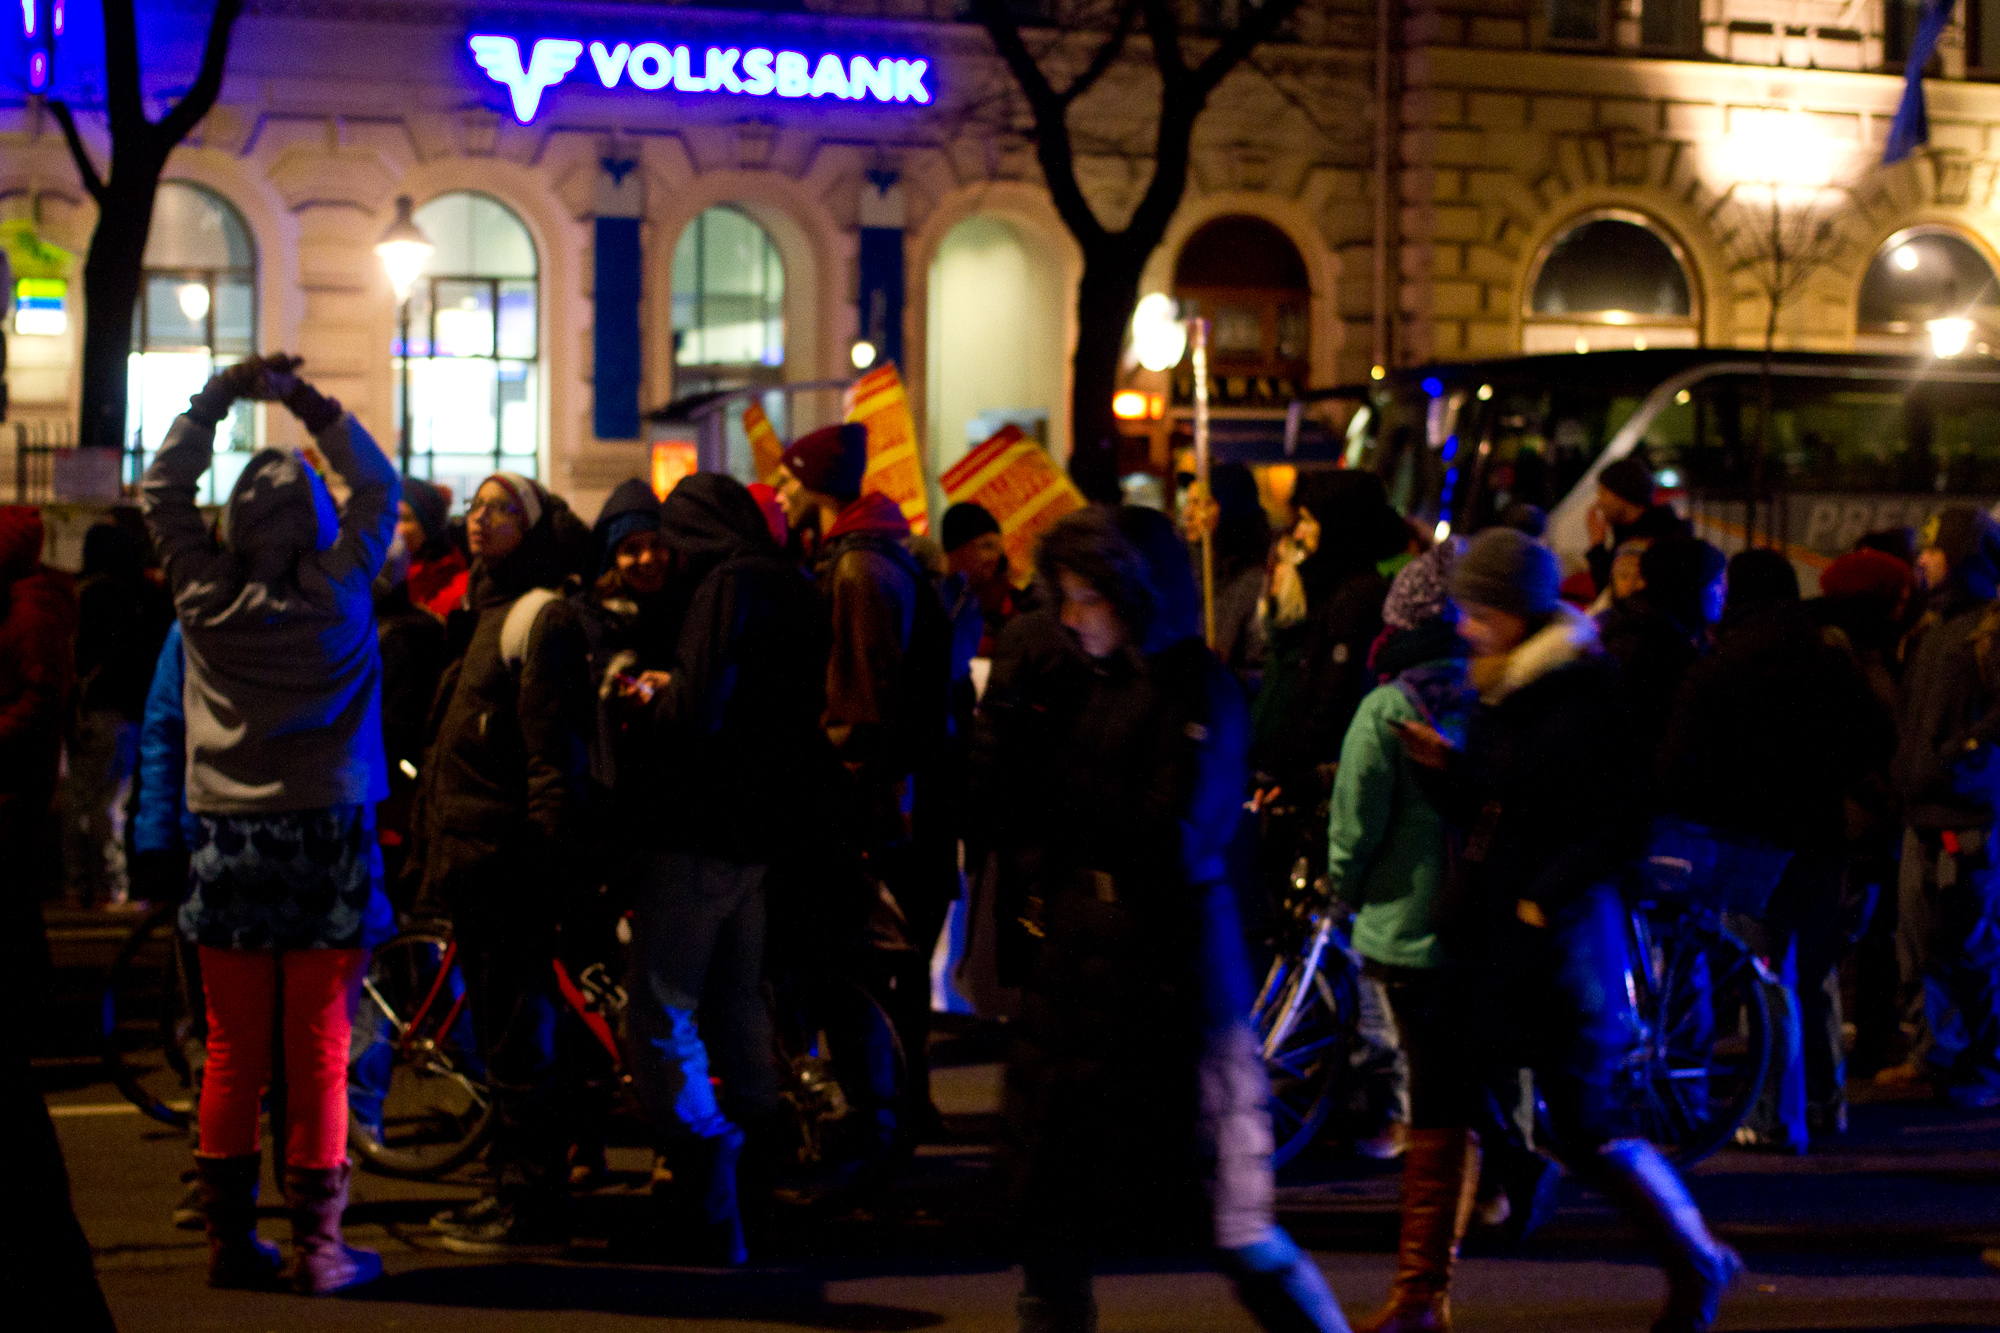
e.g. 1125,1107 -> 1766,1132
375,195 -> 433,473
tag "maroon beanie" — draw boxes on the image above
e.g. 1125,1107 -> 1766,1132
1819,548 -> 1913,605
780,423 -> 870,502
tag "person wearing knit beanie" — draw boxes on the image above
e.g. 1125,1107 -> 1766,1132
778,423 -> 869,505
940,502 -> 1001,554
1587,452 -> 1689,597
400,477 -> 450,555
1449,527 -> 1561,623
1818,548 -> 1912,615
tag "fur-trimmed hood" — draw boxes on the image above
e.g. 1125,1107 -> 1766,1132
1476,602 -> 1599,702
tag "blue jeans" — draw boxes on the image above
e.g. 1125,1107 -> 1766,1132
1497,883 -> 1640,1154
1901,827 -> 2000,1101
626,851 -> 780,1143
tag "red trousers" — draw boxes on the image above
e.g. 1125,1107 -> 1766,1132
197,947 -> 366,1171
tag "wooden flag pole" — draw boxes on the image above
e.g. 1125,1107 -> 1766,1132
1191,315 -> 1215,650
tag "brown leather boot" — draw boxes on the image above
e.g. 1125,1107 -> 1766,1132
195,1153 -> 283,1289
284,1163 -> 383,1295
1352,1128 -> 1481,1333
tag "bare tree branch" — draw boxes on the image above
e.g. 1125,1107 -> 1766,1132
158,0 -> 246,146
972,0 -> 1108,247
1055,0 -> 1142,106
47,100 -> 106,203
101,0 -> 145,137
1193,0 -> 1307,95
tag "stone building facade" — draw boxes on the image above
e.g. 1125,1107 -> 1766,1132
2,0 -> 1997,515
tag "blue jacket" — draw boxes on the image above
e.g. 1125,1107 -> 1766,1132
133,622 -> 199,855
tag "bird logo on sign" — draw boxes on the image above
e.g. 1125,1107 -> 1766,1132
470,35 -> 584,124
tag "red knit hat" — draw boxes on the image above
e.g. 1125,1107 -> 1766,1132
1819,548 -> 1913,605
779,423 -> 869,502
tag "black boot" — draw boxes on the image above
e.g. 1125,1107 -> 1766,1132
1016,1293 -> 1098,1333
663,1126 -> 748,1266
1580,1140 -> 1741,1333
194,1153 -> 283,1289
1223,1228 -> 1353,1333
283,1163 -> 383,1295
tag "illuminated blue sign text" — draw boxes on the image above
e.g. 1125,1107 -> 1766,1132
469,34 -> 932,124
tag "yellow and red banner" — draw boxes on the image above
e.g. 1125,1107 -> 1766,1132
844,364 -> 929,535
741,402 -> 785,486
939,424 -> 1086,586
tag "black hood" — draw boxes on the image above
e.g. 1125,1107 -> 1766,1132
1292,469 -> 1407,599
660,473 -> 777,580
592,477 -> 664,578
1925,505 -> 2000,602
1115,505 -> 1203,654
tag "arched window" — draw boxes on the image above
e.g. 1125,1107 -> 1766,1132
1523,211 -> 1698,354
397,192 -> 540,502
672,206 -> 786,478
1857,227 -> 2000,350
673,206 -> 785,386
129,182 -> 257,500
1170,215 -> 1309,409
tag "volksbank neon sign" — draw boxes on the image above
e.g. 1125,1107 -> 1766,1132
469,34 -> 932,124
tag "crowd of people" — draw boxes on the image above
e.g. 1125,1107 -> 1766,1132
6,350 -> 1996,1333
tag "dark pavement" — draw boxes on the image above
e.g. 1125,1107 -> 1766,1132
33,904 -> 2000,1331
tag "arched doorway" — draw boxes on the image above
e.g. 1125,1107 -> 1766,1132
923,214 -> 1067,501
1523,211 -> 1699,353
396,191 -> 541,503
1856,226 -> 2000,355
128,181 -> 257,500
1170,215 -> 1310,410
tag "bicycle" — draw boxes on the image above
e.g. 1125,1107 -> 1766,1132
346,923 -> 911,1185
1248,856 -> 1361,1167
100,901 -> 200,1129
1613,890 -> 1775,1164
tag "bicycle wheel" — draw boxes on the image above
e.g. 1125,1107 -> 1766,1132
348,929 -> 494,1179
1253,915 -> 1357,1167
1621,907 -> 1773,1165
101,903 -> 199,1128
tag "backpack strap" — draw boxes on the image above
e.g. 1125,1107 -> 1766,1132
500,587 -> 561,672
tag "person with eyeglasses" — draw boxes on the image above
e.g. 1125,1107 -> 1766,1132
402,470 -> 597,1256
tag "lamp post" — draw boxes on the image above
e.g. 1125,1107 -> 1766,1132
375,195 -> 433,474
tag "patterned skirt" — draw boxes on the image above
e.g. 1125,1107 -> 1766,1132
178,803 -> 394,951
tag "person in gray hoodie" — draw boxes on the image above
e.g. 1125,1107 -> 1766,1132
141,354 -> 398,1297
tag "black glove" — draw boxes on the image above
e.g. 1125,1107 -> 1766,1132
282,378 -> 343,435
185,359 -> 266,428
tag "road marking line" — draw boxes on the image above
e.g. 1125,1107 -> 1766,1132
49,1102 -> 144,1117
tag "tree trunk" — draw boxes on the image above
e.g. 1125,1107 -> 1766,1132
77,169 -> 163,452
1068,248 -> 1146,503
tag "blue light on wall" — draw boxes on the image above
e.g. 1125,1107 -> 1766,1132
469,34 -> 933,125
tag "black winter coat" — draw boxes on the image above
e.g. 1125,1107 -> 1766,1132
1005,509 -> 1254,1233
1659,601 -> 1894,850
620,475 -> 830,864
1894,582 -> 2000,829
1447,609 -> 1642,922
408,505 -> 595,935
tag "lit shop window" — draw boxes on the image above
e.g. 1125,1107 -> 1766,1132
128,182 -> 257,500
1857,228 -> 2000,350
1523,211 -> 1699,354
395,192 -> 540,503
673,205 -> 785,384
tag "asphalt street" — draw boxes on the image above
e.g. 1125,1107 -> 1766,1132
32,906 -> 2000,1331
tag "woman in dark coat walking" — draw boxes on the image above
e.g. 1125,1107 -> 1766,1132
1400,528 -> 1739,1333
1005,506 -> 1347,1333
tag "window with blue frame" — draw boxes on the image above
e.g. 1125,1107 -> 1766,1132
395,192 -> 540,506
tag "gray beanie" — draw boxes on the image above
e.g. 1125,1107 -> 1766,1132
1449,527 -> 1561,620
